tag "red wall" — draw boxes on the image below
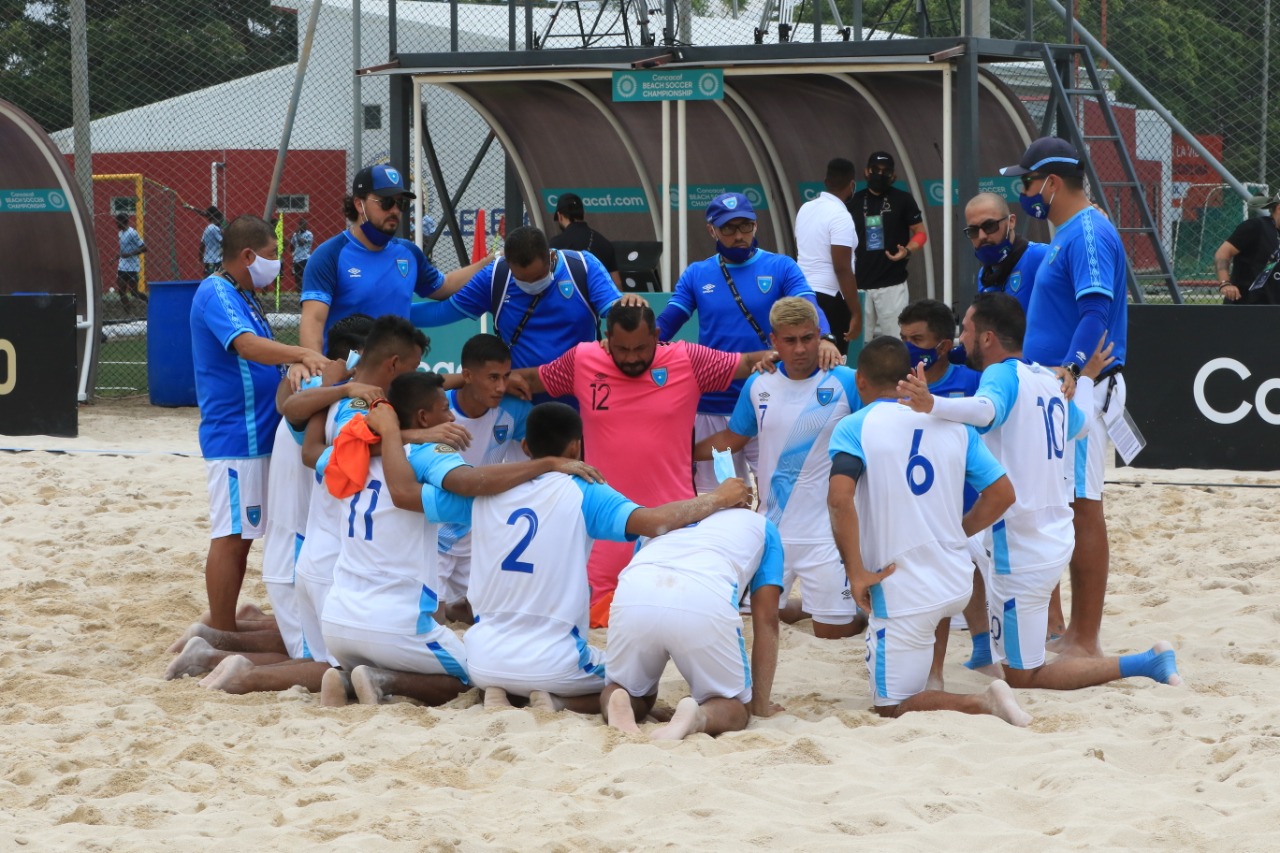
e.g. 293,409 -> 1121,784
66,148 -> 347,290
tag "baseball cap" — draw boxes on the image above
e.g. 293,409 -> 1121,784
353,163 -> 416,199
867,151 -> 894,170
999,137 -> 1084,177
705,192 -> 756,228
556,192 -> 585,219
1255,192 -> 1280,211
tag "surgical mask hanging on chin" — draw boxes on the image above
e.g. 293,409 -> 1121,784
716,237 -> 758,265
974,237 -> 1014,266
903,340 -> 940,369
514,270 -> 555,296
247,252 -> 282,289
359,202 -> 394,247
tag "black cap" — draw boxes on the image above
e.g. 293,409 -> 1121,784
999,137 -> 1084,177
867,151 -> 894,170
556,192 -> 585,220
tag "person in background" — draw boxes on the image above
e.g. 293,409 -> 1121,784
548,192 -> 621,288
115,212 -> 147,316
847,152 -> 926,340
1215,193 -> 1280,304
290,218 -> 314,290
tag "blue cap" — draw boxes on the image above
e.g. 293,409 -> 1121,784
353,163 -> 416,199
999,137 -> 1084,177
705,192 -> 756,227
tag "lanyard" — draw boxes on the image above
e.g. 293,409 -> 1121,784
222,273 -> 274,341
506,250 -> 557,348
717,256 -> 769,346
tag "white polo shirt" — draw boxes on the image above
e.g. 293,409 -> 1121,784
794,191 -> 858,297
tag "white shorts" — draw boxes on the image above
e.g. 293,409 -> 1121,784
261,524 -> 302,586
294,574 -> 336,666
438,550 -> 471,607
606,584 -> 752,704
205,458 -> 268,539
1065,373 -> 1125,501
264,580 -> 308,660
862,281 -> 910,342
322,620 -> 470,685
784,539 -> 855,625
694,413 -> 760,495
866,595 -> 968,706
464,624 -> 605,698
985,563 -> 1063,671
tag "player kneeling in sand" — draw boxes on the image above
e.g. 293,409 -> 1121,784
828,336 -> 1031,725
463,402 -> 749,713
602,508 -> 784,740
318,373 -> 606,707
896,294 -> 1181,691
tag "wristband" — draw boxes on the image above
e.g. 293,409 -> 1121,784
908,232 -> 928,250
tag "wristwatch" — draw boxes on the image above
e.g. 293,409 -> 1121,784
820,334 -> 838,345
1063,362 -> 1083,379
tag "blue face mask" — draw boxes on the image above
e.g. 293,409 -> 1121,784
974,238 -> 1014,267
904,340 -> 940,369
1019,178 -> 1055,221
716,237 -> 758,265
360,218 -> 393,247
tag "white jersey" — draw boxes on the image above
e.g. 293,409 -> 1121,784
828,400 -> 1006,617
615,509 -> 785,609
976,359 -> 1089,573
262,419 -> 312,584
437,391 -> 531,559
323,443 -> 470,635
467,473 -> 638,650
294,398 -> 359,585
727,365 -> 860,543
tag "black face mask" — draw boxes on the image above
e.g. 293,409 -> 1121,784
867,173 -> 892,194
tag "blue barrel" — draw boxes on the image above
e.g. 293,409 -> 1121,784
147,280 -> 200,407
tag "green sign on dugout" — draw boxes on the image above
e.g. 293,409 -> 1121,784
612,69 -> 724,102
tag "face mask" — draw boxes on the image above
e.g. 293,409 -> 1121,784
867,173 -> 892,194
904,340 -> 940,369
974,237 -> 1014,267
514,270 -> 555,296
716,237 -> 758,265
1020,179 -> 1055,220
247,252 -> 281,289
358,201 -> 394,247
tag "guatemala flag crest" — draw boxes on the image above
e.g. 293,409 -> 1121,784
816,388 -> 834,406
559,279 -> 574,298
758,275 -> 773,294
493,424 -> 510,443
1009,271 -> 1022,292
246,506 -> 262,527
650,367 -> 668,387
396,258 -> 409,277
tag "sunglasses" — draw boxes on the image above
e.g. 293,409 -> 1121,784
962,216 -> 1010,239
1020,173 -> 1050,190
717,221 -> 756,237
369,195 -> 411,212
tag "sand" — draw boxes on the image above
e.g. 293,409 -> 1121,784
1,397 -> 1277,851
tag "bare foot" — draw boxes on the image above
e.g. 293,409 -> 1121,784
320,668 -> 352,707
167,622 -> 215,655
983,680 -> 1032,727
650,696 -> 707,741
529,690 -> 563,712
483,687 -> 512,710
351,666 -> 386,706
199,655 -> 253,692
165,636 -> 221,680
605,689 -> 640,734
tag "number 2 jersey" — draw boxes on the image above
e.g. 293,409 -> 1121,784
828,400 -> 1005,617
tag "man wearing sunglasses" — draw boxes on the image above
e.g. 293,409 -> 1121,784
299,163 -> 493,353
965,192 -> 1048,313
999,137 -> 1128,661
847,151 -> 926,342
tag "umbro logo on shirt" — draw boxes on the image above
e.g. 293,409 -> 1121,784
701,283 -> 716,294
758,392 -> 770,401
347,267 -> 362,278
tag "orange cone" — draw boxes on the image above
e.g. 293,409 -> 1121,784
471,208 -> 487,263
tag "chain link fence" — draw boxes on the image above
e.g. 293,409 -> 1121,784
4,0 -> 1274,395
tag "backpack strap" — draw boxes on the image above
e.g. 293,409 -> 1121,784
561,250 -> 600,340
489,256 -> 511,325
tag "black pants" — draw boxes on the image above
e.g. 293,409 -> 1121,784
816,291 -> 852,355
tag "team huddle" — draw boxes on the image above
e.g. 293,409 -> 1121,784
171,140 -> 1180,741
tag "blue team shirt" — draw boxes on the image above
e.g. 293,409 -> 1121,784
1024,208 -> 1128,367
190,274 -> 282,459
927,363 -> 981,398
302,231 -> 445,345
657,249 -> 829,415
977,241 -> 1049,314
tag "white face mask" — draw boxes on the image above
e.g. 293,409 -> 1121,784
513,270 -> 555,296
247,252 -> 282,289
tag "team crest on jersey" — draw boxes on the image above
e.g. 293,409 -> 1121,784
246,506 -> 262,527
816,387 -> 834,406
433,443 -> 459,454
558,279 -> 574,299
349,398 -> 369,410
650,367 -> 668,387
758,275 -> 773,294
396,258 -> 409,278
493,424 -> 510,443
1047,245 -> 1061,265
1009,271 -> 1022,292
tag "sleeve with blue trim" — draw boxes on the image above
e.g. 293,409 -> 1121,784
749,518 -> 786,593
582,251 -> 622,315
445,264 -> 498,320
656,268 -> 697,341
409,297 -> 469,328
726,373 -> 761,438
409,242 -> 446,298
1063,292 -> 1110,368
1065,375 -> 1095,440
834,367 -> 861,411
316,445 -> 333,477
575,480 -> 641,542
407,442 -> 472,486
977,361 -> 1020,431
777,259 -> 831,335
300,237 -> 341,305
963,426 -> 1006,492
827,411 -> 866,463
420,483 -> 474,525
501,397 -> 532,441
205,281 -> 257,352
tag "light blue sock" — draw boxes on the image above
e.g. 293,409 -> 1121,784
1119,646 -> 1180,683
963,631 -> 993,670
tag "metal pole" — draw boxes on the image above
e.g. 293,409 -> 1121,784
942,62 -> 952,305
69,0 -> 93,218
389,0 -> 397,56
413,80 -> 424,250
970,0 -> 990,38
955,43 -> 981,307
1024,0 -> 1033,39
662,101 -> 672,290
1263,0 -> 1272,183
509,0 -> 517,49
677,100 -> 688,273
814,0 -> 823,43
264,0 -> 322,220
853,0 -> 863,40
1044,0 -> 1252,201
450,0 -> 459,51
353,0 -> 363,176
526,0 -> 534,49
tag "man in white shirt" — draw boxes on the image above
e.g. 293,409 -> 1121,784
794,158 -> 861,354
